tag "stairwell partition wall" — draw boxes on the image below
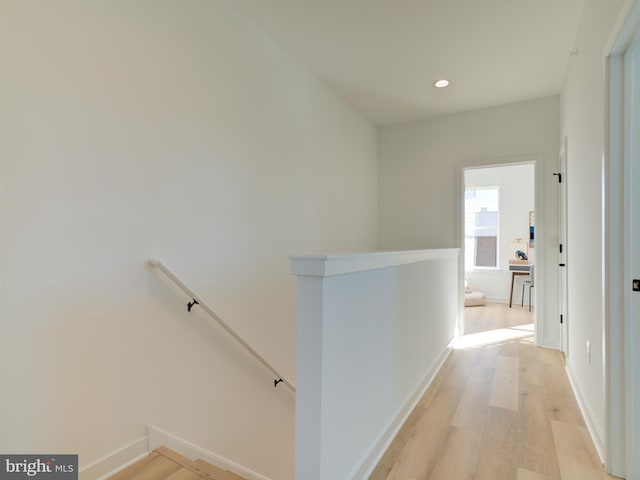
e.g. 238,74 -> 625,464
291,250 -> 460,480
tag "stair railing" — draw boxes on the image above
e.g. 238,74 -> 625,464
148,258 -> 295,393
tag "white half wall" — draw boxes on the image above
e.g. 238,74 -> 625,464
378,96 -> 560,347
0,2 -> 378,479
560,0 -> 626,462
291,249 -> 459,479
465,164 -> 535,304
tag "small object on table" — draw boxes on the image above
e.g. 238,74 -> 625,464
509,239 -> 529,265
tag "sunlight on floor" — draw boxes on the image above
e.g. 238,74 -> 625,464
452,323 -> 534,349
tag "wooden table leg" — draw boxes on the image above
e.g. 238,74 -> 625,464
509,272 -> 515,308
509,272 -> 528,308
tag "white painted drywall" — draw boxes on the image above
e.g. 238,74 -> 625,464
560,0 -> 626,453
465,164 -> 535,303
0,1 -> 377,478
378,96 -> 560,347
291,250 -> 459,480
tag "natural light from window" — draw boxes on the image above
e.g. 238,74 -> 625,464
453,323 -> 534,349
465,185 -> 499,270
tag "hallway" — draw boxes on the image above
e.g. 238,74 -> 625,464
370,303 -> 618,480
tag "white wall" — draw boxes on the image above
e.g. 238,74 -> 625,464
379,96 -> 560,346
291,250 -> 459,480
0,1 -> 378,478
465,164 -> 535,303
560,0 -> 626,454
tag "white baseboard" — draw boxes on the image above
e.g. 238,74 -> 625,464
350,346 -> 453,479
79,436 -> 148,480
78,427 -> 272,480
485,296 -> 509,304
565,363 -> 605,463
148,426 -> 271,480
541,337 -> 561,350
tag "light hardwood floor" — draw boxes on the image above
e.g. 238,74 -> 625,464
369,303 -> 620,480
108,446 -> 245,480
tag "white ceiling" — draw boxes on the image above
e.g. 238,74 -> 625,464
228,0 -> 585,125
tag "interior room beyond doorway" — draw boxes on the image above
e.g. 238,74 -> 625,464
463,163 -> 536,335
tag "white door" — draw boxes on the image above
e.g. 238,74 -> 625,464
625,32 -> 640,480
558,139 -> 568,357
606,5 -> 640,476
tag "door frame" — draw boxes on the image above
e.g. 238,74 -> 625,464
604,1 -> 640,476
558,138 -> 569,357
456,157 -> 542,344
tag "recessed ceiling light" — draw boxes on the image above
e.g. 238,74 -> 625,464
434,79 -> 450,88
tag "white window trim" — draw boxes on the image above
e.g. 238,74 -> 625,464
465,185 -> 500,270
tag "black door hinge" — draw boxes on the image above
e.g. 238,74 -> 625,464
559,243 -> 563,253
553,172 -> 562,183
560,314 -> 564,324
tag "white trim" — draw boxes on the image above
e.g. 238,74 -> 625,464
350,347 -> 452,479
79,436 -> 148,480
606,1 -> 640,57
457,166 -> 466,334
468,268 -> 504,274
148,426 -> 272,480
542,337 -> 561,351
289,248 -> 460,277
77,427 -> 272,480
484,296 -> 510,304
533,157 -> 545,348
566,364 -> 605,464
604,51 -> 627,478
558,137 -> 569,359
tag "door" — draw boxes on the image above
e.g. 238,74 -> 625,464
624,32 -> 640,480
558,139 -> 568,356
606,5 -> 640,476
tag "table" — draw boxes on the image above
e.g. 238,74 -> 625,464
509,264 -> 532,308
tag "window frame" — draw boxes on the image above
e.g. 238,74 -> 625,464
464,185 -> 500,272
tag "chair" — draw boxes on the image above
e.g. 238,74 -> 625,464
521,264 -> 535,311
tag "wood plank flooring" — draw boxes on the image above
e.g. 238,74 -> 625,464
108,446 -> 246,480
369,303 -> 619,480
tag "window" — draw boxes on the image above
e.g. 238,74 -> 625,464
465,186 -> 499,269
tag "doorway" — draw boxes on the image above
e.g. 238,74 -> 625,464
460,162 -> 536,337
